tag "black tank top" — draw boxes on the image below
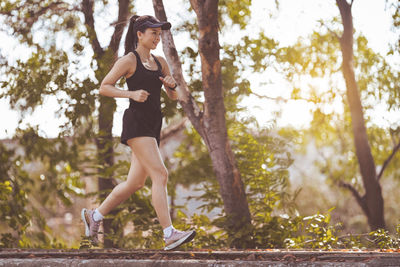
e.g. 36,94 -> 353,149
126,50 -> 163,114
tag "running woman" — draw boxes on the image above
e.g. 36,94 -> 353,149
81,15 -> 195,250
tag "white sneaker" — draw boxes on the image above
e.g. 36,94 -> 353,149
164,229 -> 196,250
81,208 -> 101,244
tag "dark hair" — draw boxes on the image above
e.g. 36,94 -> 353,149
124,15 -> 171,55
124,15 -> 141,55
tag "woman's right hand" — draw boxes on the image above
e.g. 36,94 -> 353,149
130,90 -> 150,102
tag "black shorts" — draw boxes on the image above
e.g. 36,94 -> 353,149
120,108 -> 162,147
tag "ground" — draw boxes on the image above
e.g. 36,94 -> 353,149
1,248 -> 400,266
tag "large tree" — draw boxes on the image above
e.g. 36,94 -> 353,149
152,0 -> 252,239
271,0 -> 400,230
335,0 -> 385,230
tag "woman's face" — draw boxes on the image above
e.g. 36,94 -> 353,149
137,27 -> 162,50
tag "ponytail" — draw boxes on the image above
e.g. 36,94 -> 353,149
124,15 -> 140,55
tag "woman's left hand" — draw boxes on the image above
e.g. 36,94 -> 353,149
159,75 -> 176,89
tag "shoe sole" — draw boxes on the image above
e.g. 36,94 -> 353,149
81,208 -> 90,237
164,230 -> 196,251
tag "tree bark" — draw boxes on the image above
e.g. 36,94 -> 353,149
82,0 -> 129,247
152,1 -> 205,139
96,96 -> 117,247
336,0 -> 385,230
153,0 -> 252,241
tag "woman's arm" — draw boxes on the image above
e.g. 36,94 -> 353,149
156,56 -> 178,100
99,53 -> 150,102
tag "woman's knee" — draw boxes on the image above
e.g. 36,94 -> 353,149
149,167 -> 168,185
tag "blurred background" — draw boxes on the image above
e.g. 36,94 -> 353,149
0,0 -> 399,249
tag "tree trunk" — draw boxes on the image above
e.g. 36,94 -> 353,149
96,95 -> 117,247
336,0 -> 385,230
82,0 -> 129,247
190,0 -> 251,232
153,0 -> 252,243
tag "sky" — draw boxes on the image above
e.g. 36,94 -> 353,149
0,0 -> 398,139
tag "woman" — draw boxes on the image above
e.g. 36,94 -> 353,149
81,15 -> 195,250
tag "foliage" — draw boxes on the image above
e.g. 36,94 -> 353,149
0,138 -> 77,248
0,143 -> 30,247
173,205 -> 400,250
274,17 -> 400,229
278,26 -> 400,169
388,0 -> 400,56
219,0 -> 252,29
285,208 -> 342,249
1,0 -> 399,250
286,210 -> 400,250
0,125 -> 87,248
166,115 -> 296,249
0,0 -> 125,248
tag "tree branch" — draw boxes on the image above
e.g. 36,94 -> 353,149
152,0 -> 207,144
377,141 -> 400,181
250,91 -> 325,104
108,0 -> 129,54
0,1 -> 78,29
81,0 -> 104,57
251,92 -> 288,102
0,2 -> 64,17
317,145 -> 368,215
189,0 -> 200,15
338,181 -> 368,215
336,0 -> 353,45
160,117 -> 188,141
319,20 -> 340,41
25,1 -> 69,26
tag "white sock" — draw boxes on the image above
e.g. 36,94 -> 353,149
93,209 -> 104,222
163,225 -> 175,238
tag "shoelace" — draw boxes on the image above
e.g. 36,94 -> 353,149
91,213 -> 101,233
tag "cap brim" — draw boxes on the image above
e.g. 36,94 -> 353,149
147,22 -> 171,30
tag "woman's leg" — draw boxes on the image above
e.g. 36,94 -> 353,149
127,136 -> 172,228
97,150 -> 148,216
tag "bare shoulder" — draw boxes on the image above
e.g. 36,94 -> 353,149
117,52 -> 137,67
118,52 -> 137,78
